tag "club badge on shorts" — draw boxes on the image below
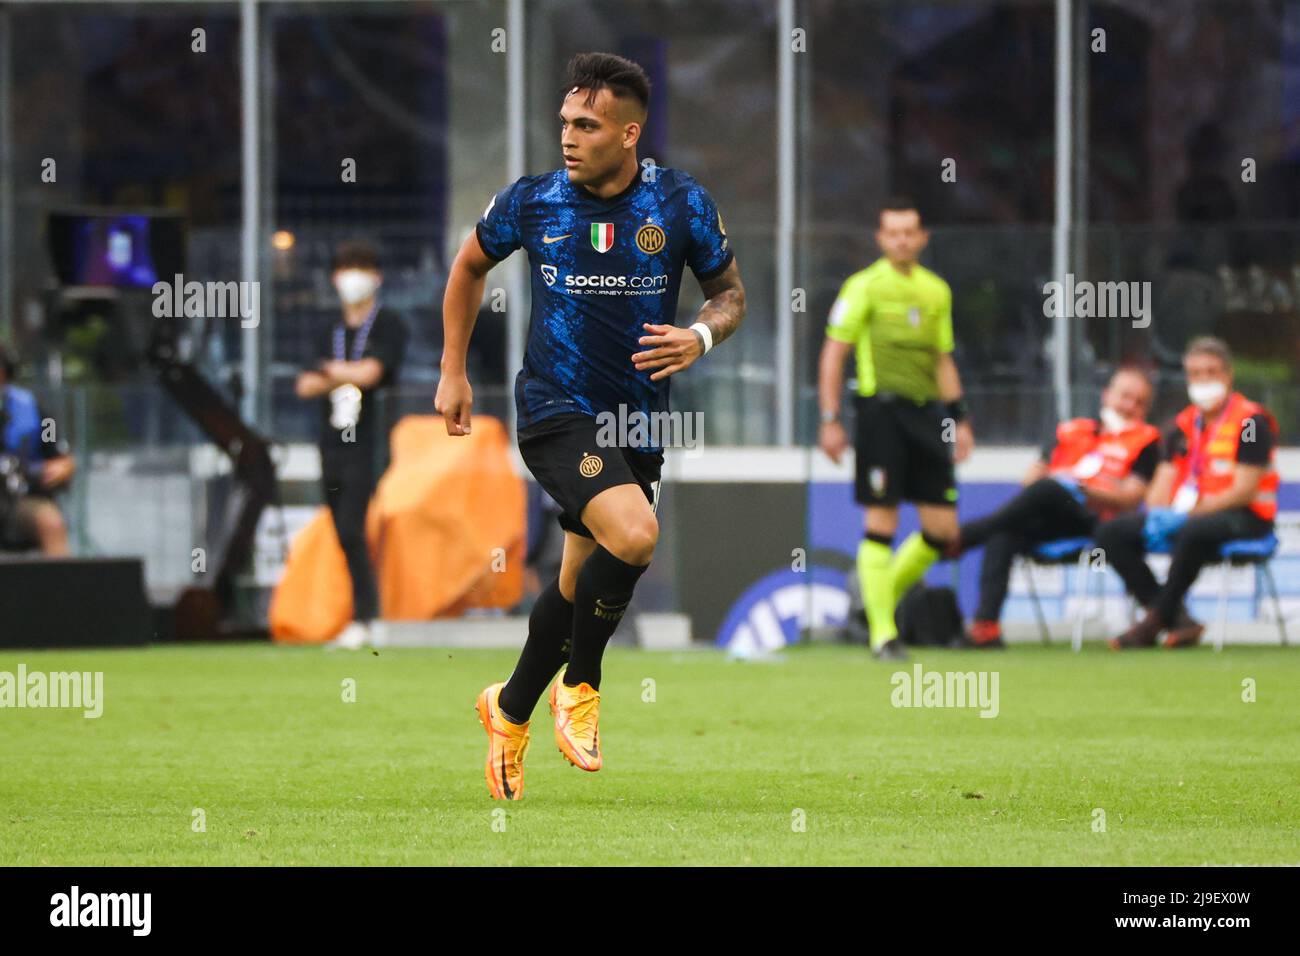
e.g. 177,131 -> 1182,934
579,453 -> 603,478
329,384 -> 363,431
869,466 -> 887,498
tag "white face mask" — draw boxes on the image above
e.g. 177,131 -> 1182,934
334,270 -> 379,306
1098,406 -> 1133,433
1187,379 -> 1228,410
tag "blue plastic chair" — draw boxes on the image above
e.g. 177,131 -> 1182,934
1021,537 -> 1098,652
1144,533 -> 1286,651
1212,535 -> 1287,652
1020,533 -> 1287,652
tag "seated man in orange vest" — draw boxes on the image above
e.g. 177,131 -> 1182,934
952,367 -> 1161,648
1099,337 -> 1279,649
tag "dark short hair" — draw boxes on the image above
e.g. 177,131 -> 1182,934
879,197 -> 922,226
563,52 -> 651,114
1184,335 -> 1232,369
331,240 -> 381,273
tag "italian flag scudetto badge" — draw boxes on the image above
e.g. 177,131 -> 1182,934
590,222 -> 614,253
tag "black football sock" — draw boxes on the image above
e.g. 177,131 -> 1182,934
563,546 -> 649,690
498,580 -> 573,723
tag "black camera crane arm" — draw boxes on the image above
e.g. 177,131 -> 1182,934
146,325 -> 276,609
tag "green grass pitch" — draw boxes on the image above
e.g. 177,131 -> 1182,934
2,642 -> 1297,866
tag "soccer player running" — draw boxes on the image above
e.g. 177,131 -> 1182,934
817,199 -> 972,660
437,53 -> 745,800
949,367 -> 1161,648
1099,337 -> 1280,649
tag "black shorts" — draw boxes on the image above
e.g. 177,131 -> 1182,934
854,394 -> 957,507
518,413 -> 664,538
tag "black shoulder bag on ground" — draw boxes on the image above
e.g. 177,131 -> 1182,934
896,583 -> 964,646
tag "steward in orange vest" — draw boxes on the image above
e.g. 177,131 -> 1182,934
954,367 -> 1161,647
1100,337 -> 1279,651
1047,416 -> 1163,522
1168,393 -> 1279,522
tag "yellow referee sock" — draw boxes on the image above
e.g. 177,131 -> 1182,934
857,538 -> 897,650
891,532 -> 941,603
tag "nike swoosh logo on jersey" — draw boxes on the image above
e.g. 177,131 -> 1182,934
542,234 -> 571,244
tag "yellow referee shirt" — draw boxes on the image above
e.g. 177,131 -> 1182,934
826,257 -> 954,403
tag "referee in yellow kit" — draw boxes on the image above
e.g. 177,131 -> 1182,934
817,198 -> 974,660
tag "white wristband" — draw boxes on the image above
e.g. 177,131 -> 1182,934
689,322 -> 714,355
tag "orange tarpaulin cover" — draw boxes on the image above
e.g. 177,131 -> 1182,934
270,415 -> 526,643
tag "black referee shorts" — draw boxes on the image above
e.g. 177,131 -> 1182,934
853,394 -> 957,507
518,413 -> 663,539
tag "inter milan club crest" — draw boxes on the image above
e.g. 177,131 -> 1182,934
590,222 -> 614,253
636,223 -> 666,254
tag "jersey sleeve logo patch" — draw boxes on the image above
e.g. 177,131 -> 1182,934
590,223 -> 615,253
636,223 -> 666,254
540,264 -> 558,287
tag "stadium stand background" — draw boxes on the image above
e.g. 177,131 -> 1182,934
1,0 -> 1296,642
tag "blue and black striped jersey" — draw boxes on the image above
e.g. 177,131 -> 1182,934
476,166 -> 732,437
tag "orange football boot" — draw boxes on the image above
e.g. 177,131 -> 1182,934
475,682 -> 530,800
549,679 -> 602,771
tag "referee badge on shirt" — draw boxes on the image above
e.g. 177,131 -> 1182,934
907,306 -> 921,327
590,223 -> 614,253
329,384 -> 363,431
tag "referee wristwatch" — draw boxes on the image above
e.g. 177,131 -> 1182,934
820,409 -> 840,425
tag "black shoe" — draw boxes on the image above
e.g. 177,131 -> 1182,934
1109,611 -> 1163,650
1161,604 -> 1204,648
871,638 -> 909,661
